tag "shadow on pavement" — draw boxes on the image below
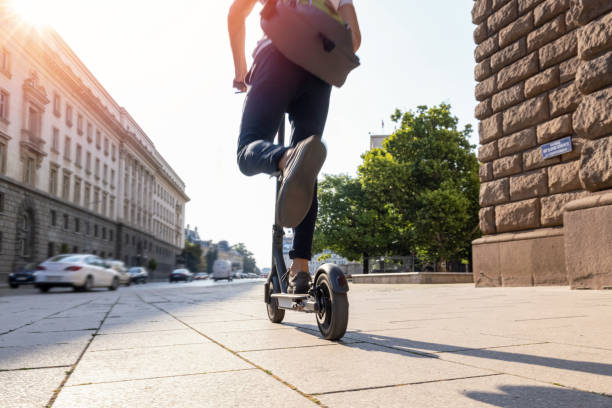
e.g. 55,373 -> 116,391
285,323 -> 612,379
464,385 -> 612,407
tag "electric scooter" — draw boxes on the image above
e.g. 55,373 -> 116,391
264,117 -> 350,340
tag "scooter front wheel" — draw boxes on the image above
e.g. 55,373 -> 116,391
315,273 -> 348,340
266,282 -> 285,323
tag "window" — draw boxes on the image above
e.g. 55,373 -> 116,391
75,144 -> 82,167
0,191 -> 4,212
49,166 -> 58,196
86,123 -> 92,142
65,104 -> 73,127
85,221 -> 90,235
0,48 -> 10,76
0,142 -> 5,174
27,106 -> 41,137
95,158 -> 100,178
102,192 -> 107,216
73,178 -> 81,204
103,164 -> 108,183
95,130 -> 101,149
102,227 -> 107,240
111,144 -> 116,161
109,230 -> 114,242
0,89 -> 8,121
84,183 -> 91,208
94,224 -> 99,237
77,114 -> 83,135
110,169 -> 115,187
51,128 -> 59,152
47,242 -> 55,258
63,213 -> 69,229
50,210 -> 57,226
104,137 -> 109,155
53,93 -> 61,117
23,157 -> 35,185
86,151 -> 91,173
64,136 -> 71,161
75,217 -> 80,233
62,172 -> 70,200
94,188 -> 99,212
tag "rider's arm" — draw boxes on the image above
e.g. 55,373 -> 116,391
337,2 -> 361,52
228,0 -> 258,92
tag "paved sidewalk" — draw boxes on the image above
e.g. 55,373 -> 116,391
1,282 -> 611,407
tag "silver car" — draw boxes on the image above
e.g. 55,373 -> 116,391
35,254 -> 120,293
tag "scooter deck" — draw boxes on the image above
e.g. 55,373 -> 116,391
271,293 -> 309,300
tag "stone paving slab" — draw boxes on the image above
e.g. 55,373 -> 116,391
97,319 -> 187,334
67,343 -> 251,386
0,343 -> 84,370
1,367 -> 67,408
317,374 -> 612,408
439,342 -> 612,396
241,342 -> 493,395
54,369 -> 314,408
0,329 -> 93,347
89,329 -> 210,351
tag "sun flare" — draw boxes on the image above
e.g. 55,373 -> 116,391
9,0 -> 65,27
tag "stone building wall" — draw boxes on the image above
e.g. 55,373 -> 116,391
472,0 -> 612,288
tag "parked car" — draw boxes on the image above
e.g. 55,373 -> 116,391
247,273 -> 258,279
8,263 -> 37,288
105,260 -> 131,286
212,260 -> 232,282
169,269 -> 193,282
35,254 -> 120,292
128,267 -> 148,284
193,272 -> 209,280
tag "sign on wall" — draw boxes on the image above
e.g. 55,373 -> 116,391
541,136 -> 573,159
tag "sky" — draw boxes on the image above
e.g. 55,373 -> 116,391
11,0 -> 478,268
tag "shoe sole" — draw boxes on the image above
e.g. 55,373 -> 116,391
276,136 -> 326,228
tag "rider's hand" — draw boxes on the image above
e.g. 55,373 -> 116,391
233,78 -> 247,93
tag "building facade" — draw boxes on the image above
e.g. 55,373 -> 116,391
472,0 -> 612,289
0,8 -> 189,282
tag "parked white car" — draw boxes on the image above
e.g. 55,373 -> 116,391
35,254 -> 120,293
212,259 -> 233,282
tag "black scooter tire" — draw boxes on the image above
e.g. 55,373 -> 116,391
315,273 -> 348,340
266,283 -> 285,324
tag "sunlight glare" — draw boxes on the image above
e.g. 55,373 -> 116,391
9,0 -> 65,27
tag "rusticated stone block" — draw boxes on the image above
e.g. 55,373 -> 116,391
578,11 -> 612,60
534,0 -> 570,26
565,6 -> 582,30
476,76 -> 498,101
492,82 -> 525,112
496,198 -> 541,232
480,113 -> 503,143
503,95 -> 549,134
523,146 -> 562,170
561,136 -> 585,161
510,168 -> 548,200
475,59 -> 493,81
539,31 -> 578,68
579,135 -> 612,191
494,154 -> 523,177
480,178 -> 510,206
573,86 -> 612,139
498,127 -> 537,155
527,15 -> 566,52
559,57 -> 580,83
491,39 -> 527,71
497,52 -> 539,89
473,0 -> 493,24
576,50 -> 612,94
493,0 -> 513,11
474,22 -> 489,45
480,206 -> 496,234
500,12 -> 534,48
536,113 -> 573,143
480,161 -> 494,182
525,66 -> 560,97
570,0 -> 612,26
489,0 -> 519,33
548,160 -> 581,193
549,82 -> 582,116
519,0 -> 546,14
476,35 -> 500,62
541,191 -> 587,225
479,140 -> 499,162
476,99 -> 494,120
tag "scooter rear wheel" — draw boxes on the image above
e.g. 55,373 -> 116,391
315,273 -> 348,340
266,282 -> 285,323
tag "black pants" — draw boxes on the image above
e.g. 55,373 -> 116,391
237,45 -> 332,261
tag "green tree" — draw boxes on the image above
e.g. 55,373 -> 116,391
313,174 -> 404,274
359,104 -> 480,270
205,246 -> 218,274
181,241 -> 203,272
232,243 -> 257,273
147,258 -> 158,272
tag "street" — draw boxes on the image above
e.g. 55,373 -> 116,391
1,281 -> 612,407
